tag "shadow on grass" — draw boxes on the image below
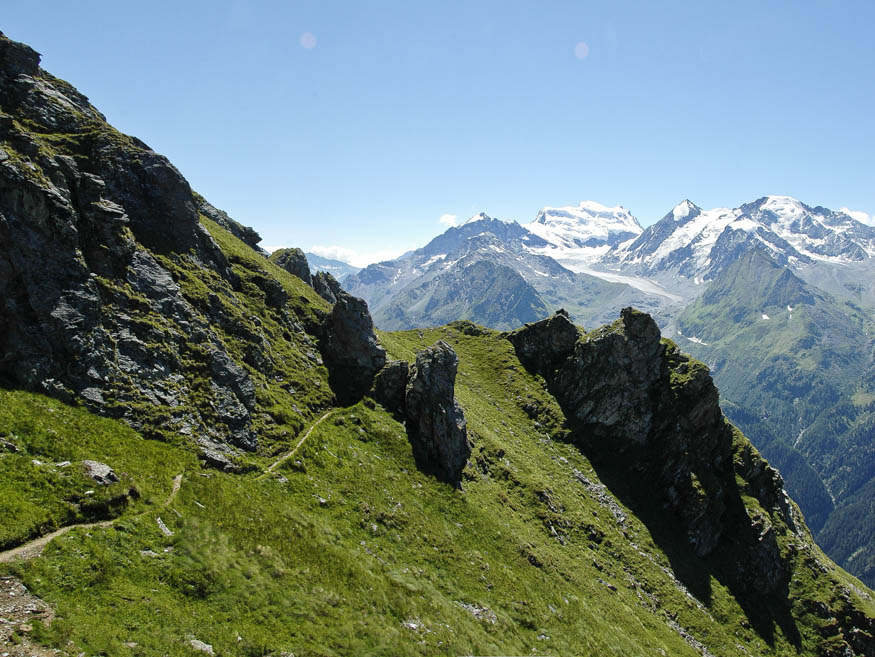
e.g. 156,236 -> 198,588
586,455 -> 801,649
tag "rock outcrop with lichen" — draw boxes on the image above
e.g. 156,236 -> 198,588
319,290 -> 386,404
269,247 -> 311,285
510,309 -> 792,585
508,308 -> 875,652
404,341 -> 470,485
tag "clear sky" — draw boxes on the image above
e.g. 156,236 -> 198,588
5,1 -> 875,266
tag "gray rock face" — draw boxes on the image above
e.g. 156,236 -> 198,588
320,292 -> 386,404
508,307 -> 795,595
0,31 -> 260,451
404,341 -> 470,485
0,31 -> 40,77
197,438 -> 239,472
312,271 -> 343,304
82,460 -> 119,485
269,248 -> 311,286
506,309 -> 578,377
552,307 -> 664,451
372,359 -> 409,416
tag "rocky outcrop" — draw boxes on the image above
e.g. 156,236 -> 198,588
552,307 -> 665,453
508,307 -> 797,596
312,271 -> 343,304
404,341 -> 470,485
269,247 -> 311,285
372,359 -> 409,417
506,309 -> 578,377
320,292 -> 386,404
0,32 -> 263,451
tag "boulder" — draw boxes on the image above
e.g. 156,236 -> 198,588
404,341 -> 470,485
82,460 -> 119,485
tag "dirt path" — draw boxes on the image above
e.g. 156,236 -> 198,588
0,471 -> 185,564
0,520 -> 113,564
169,472 -> 183,501
262,409 -> 336,478
2,411 -> 336,564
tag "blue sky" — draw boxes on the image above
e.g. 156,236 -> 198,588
5,1 -> 875,266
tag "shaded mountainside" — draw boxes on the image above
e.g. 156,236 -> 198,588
1,30 -> 874,657
374,258 -> 550,331
678,250 -> 875,587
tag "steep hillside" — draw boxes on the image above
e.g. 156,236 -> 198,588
677,250 -> 875,585
1,30 -> 874,657
0,31 -> 336,466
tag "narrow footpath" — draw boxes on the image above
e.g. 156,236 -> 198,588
0,472 -> 184,564
261,409 -> 336,478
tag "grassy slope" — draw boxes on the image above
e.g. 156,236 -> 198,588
0,390 -> 193,550
2,223 -> 873,656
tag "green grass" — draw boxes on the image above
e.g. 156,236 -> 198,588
2,324 -> 874,656
0,390 -> 193,550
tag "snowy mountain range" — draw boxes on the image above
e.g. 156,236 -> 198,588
526,200 -> 642,260
602,195 -> 875,283
342,195 -> 875,330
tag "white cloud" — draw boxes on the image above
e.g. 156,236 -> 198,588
840,207 -> 875,227
309,245 -> 356,263
438,213 -> 458,226
310,245 -> 408,268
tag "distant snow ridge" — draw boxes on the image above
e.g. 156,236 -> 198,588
603,195 -> 875,281
524,200 -> 643,268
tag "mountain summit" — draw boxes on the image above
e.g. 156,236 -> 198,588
526,200 -> 642,260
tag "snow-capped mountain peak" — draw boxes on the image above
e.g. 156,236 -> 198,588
525,200 -> 643,265
671,199 -> 699,221
757,195 -> 805,220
